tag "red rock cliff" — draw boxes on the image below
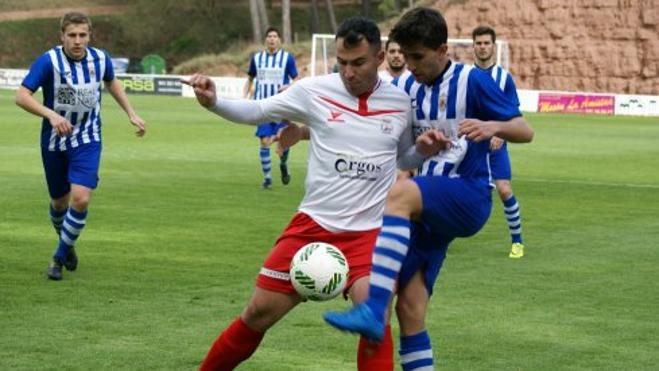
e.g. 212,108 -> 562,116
430,0 -> 658,94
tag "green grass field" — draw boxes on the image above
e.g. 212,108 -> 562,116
1,89 -> 658,370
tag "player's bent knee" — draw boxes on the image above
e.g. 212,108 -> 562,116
241,288 -> 300,331
242,299 -> 278,331
70,194 -> 91,210
385,179 -> 421,216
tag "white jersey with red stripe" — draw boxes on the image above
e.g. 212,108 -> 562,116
259,73 -> 413,232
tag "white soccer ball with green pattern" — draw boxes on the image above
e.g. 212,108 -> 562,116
289,242 -> 349,301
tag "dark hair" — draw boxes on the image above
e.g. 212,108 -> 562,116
472,26 -> 496,43
265,26 -> 281,38
336,17 -> 381,51
384,38 -> 398,51
60,12 -> 92,32
390,7 -> 447,49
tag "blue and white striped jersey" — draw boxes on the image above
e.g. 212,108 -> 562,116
248,49 -> 298,100
478,64 -> 519,106
392,61 -> 521,187
22,46 -> 114,152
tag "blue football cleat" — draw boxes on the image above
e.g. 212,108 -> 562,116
324,303 -> 384,341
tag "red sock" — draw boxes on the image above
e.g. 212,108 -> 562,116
200,317 -> 264,371
357,325 -> 393,371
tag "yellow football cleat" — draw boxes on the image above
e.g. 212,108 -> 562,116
509,242 -> 524,258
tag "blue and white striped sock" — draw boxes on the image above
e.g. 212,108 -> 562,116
503,195 -> 523,244
54,208 -> 87,261
49,204 -> 67,235
400,330 -> 434,371
259,147 -> 272,181
366,215 -> 410,321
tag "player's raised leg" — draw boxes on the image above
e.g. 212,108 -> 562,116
324,179 -> 422,340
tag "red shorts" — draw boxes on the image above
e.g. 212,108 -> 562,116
256,212 -> 380,295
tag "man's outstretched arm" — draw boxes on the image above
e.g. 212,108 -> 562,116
182,73 -> 304,126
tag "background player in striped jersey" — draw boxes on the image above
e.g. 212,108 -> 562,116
325,8 -> 534,370
378,39 -> 407,83
244,27 -> 299,189
184,17 -> 446,371
15,12 -> 146,280
473,26 -> 526,258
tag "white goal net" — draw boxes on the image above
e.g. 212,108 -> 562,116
310,33 -> 510,76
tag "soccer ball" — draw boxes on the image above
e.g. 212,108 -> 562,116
289,242 -> 349,301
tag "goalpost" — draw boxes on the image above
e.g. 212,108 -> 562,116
310,33 -> 510,76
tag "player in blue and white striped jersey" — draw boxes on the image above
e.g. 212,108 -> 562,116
244,27 -> 299,189
15,12 -> 146,281
324,8 -> 534,369
473,26 -> 526,259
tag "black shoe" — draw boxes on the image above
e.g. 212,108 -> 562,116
47,259 -> 63,281
64,247 -> 78,271
262,178 -> 272,189
280,165 -> 291,185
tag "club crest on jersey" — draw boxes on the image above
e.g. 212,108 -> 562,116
327,110 -> 345,123
439,94 -> 447,112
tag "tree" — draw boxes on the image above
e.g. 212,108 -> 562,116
249,0 -> 262,42
325,0 -> 337,34
310,0 -> 320,34
362,0 -> 371,17
282,0 -> 292,44
256,0 -> 270,30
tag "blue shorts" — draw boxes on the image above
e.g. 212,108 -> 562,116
489,142 -> 511,180
398,176 -> 492,295
41,142 -> 102,199
255,122 -> 288,138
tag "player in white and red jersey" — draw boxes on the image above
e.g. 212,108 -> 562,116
184,17 -> 446,371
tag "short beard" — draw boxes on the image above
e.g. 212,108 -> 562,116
476,55 -> 493,65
